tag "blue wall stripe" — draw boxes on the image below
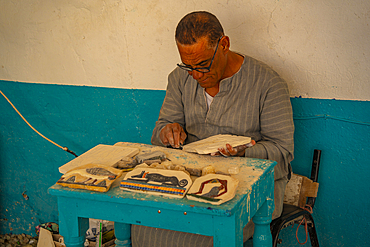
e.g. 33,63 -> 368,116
0,80 -> 369,246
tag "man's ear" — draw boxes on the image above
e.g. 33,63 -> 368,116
220,36 -> 230,53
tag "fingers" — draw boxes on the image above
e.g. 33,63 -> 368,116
218,144 -> 239,157
215,140 -> 256,157
180,130 -> 187,145
159,123 -> 187,148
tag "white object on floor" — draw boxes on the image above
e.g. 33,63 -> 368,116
37,228 -> 55,247
182,134 -> 252,154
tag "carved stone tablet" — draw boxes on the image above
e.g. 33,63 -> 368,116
59,144 -> 139,174
182,134 -> 252,154
120,167 -> 192,198
57,164 -> 123,192
186,174 -> 239,205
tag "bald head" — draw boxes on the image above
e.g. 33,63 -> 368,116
175,11 -> 224,48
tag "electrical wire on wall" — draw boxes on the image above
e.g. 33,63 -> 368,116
0,89 -> 78,157
293,114 -> 370,126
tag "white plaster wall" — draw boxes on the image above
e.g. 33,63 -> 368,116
0,0 -> 369,100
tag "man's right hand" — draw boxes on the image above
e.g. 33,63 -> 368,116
159,123 -> 187,148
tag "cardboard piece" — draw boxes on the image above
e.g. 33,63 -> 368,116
284,173 -> 319,208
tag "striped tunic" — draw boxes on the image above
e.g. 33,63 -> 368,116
152,55 -> 294,180
135,55 -> 295,246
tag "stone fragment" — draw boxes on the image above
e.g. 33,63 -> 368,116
114,157 -> 138,169
144,159 -> 162,165
185,167 -> 202,177
136,151 -> 166,163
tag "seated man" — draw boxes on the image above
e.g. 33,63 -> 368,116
132,11 -> 294,247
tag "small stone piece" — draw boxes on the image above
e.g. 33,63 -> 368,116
144,159 -> 162,165
135,163 -> 149,169
228,166 -> 240,175
149,162 -> 165,169
114,157 -> 138,169
215,171 -> 230,175
173,164 -> 186,172
202,165 -> 216,176
136,151 -> 166,163
173,165 -> 191,176
186,167 -> 202,177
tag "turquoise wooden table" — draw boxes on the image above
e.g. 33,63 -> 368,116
48,142 -> 276,247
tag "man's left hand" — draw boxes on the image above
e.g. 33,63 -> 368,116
211,140 -> 256,157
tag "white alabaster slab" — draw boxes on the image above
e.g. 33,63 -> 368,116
120,167 -> 193,198
182,134 -> 251,154
186,174 -> 239,205
59,144 -> 139,174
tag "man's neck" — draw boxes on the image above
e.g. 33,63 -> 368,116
206,86 -> 220,97
222,51 -> 244,79
206,51 -> 244,97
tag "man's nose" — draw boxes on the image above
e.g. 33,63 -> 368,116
189,70 -> 203,80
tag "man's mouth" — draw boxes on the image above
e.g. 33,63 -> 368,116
198,78 -> 209,84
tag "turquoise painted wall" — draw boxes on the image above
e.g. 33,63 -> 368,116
1,80 -> 369,246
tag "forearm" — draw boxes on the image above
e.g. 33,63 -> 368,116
244,142 -> 267,159
244,140 -> 292,180
151,69 -> 186,146
151,125 -> 166,146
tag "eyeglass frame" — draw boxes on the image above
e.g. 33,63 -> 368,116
177,36 -> 223,73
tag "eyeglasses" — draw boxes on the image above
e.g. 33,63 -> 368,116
177,36 -> 223,73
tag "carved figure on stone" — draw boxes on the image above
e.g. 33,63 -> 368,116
129,170 -> 188,187
120,167 -> 192,198
57,164 -> 123,192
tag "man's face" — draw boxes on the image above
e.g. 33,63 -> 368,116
177,37 -> 226,89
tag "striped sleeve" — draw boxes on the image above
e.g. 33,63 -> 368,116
151,68 -> 187,146
244,76 -> 294,180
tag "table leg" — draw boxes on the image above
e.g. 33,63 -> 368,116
114,222 -> 132,247
58,215 -> 88,247
253,198 -> 274,247
213,216 -> 243,247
